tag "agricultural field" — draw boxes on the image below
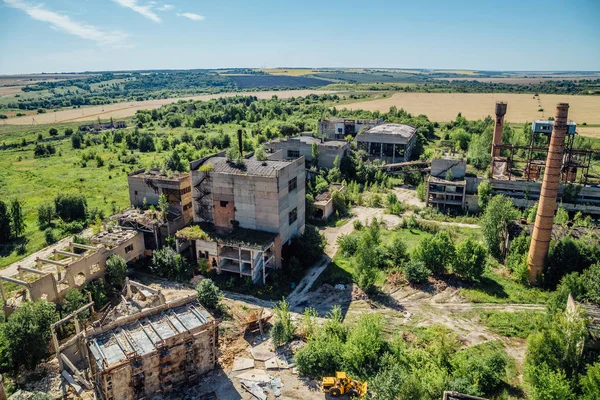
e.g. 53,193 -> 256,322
342,92 -> 600,124
1,89 -> 339,125
259,68 -> 322,76
228,74 -> 331,88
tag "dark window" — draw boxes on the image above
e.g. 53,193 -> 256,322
287,149 -> 300,158
337,128 -> 343,134
220,201 -> 229,207
289,208 -> 298,225
288,177 -> 297,192
183,202 -> 192,211
125,244 -> 133,253
180,186 -> 191,195
134,191 -> 138,195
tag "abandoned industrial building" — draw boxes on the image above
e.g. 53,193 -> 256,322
78,121 -> 127,132
265,134 -> 350,168
426,158 -> 469,210
318,117 -> 383,139
172,154 -> 307,283
356,123 -> 417,163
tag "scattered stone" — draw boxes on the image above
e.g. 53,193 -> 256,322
235,369 -> 272,384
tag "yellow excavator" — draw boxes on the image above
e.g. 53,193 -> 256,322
322,372 -> 368,398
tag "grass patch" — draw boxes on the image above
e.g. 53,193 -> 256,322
461,269 -> 551,304
478,310 -> 548,339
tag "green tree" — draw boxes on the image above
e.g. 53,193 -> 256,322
554,206 -> 569,226
105,254 -> 127,291
10,198 -> 24,238
49,127 -> 58,136
0,200 -> 11,243
582,262 -> 600,303
331,189 -> 348,216
477,180 -> 492,210
450,341 -> 508,396
481,195 -> 518,259
71,131 -> 83,149
37,203 -> 54,228
5,300 -> 58,370
254,145 -> 267,161
580,362 -> 600,400
342,314 -> 385,378
412,231 -> 455,275
526,364 -> 574,400
158,193 -> 168,222
354,228 -> 379,293
64,128 -> 73,136
271,299 -> 295,347
195,279 -> 222,311
387,235 -> 409,268
150,247 -> 191,281
311,141 -> 320,168
54,193 -> 87,221
402,260 -> 431,283
62,288 -> 90,321
453,239 -> 487,281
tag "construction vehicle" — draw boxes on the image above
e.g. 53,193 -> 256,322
322,372 -> 368,398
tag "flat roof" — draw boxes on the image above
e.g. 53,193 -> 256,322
88,301 -> 212,370
362,123 -> 417,139
192,156 -> 295,177
90,229 -> 138,247
533,120 -> 577,125
177,223 -> 278,249
272,136 -> 348,148
128,168 -> 189,182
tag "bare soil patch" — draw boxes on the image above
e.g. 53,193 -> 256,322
342,92 -> 600,124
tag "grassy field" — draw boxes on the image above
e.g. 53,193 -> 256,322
259,69 -> 322,76
1,89 -> 339,125
342,92 -> 600,124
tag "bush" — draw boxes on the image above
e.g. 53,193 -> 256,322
44,228 -> 57,245
5,300 -> 58,370
387,235 -> 409,268
337,233 -> 359,256
150,247 -> 192,281
64,128 -> 73,136
412,231 -> 455,275
105,254 -> 127,291
453,239 -> 487,281
342,314 -> 386,378
450,341 -> 509,396
54,193 -> 87,222
37,203 -> 54,228
402,260 -> 431,283
526,363 -> 574,400
195,279 -> 222,311
271,299 -> 295,347
71,132 -> 83,149
581,362 -> 600,400
49,127 -> 58,136
62,288 -> 90,321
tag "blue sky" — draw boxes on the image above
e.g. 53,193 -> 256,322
0,0 -> 598,74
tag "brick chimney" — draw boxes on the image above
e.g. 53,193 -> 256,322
526,103 -> 570,282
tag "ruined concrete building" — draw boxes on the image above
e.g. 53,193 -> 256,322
318,117 -> 383,139
86,296 -> 217,399
128,168 -> 193,223
356,123 -> 417,163
265,134 -> 350,169
0,229 -> 145,315
79,121 -> 126,132
426,158 -> 469,210
176,155 -> 305,283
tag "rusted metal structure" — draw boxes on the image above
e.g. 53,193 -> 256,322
527,103 -> 570,282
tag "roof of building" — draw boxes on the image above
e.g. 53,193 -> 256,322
176,223 -> 277,249
271,135 -> 348,148
192,156 -> 295,177
321,117 -> 382,124
90,228 -> 138,247
533,120 -> 577,126
88,300 -> 213,370
361,123 -> 417,139
443,392 -> 488,400
128,168 -> 189,182
315,184 -> 346,203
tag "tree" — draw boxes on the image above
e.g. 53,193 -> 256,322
271,299 -> 295,347
477,180 -> 492,210
0,200 -> 11,243
164,150 -> 186,172
195,279 -> 222,311
63,288 -> 90,321
354,229 -> 379,293
526,364 -> 574,400
342,314 -> 385,378
10,199 -> 24,238
481,195 -> 518,259
450,341 -> 508,396
581,362 -> 600,400
311,141 -> 320,168
453,239 -> 487,281
150,247 -> 191,281
158,193 -> 168,222
49,127 -> 58,136
37,203 -> 54,228
331,189 -> 348,216
5,300 -> 57,370
387,235 -> 409,267
402,260 -> 431,284
71,132 -> 83,149
412,231 -> 455,275
555,206 -> 569,226
582,262 -> 600,303
138,133 -> 156,152
54,193 -> 87,221
105,254 -> 127,291
64,128 -> 73,136
254,145 -> 267,161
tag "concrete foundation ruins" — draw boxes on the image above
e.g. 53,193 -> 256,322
86,295 -> 217,399
265,134 -> 350,169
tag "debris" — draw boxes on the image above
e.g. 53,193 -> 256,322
235,369 -> 272,384
240,380 -> 267,400
265,357 -> 279,370
334,284 -> 345,290
250,344 -> 276,361
265,355 -> 292,370
232,357 -> 254,372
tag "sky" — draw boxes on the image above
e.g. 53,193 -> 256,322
0,0 -> 599,74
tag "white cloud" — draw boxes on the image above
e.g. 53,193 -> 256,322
4,0 -> 130,47
157,4 -> 173,11
177,12 -> 205,21
113,0 -> 161,22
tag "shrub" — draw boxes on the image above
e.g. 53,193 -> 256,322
150,247 -> 192,281
402,260 -> 431,283
105,255 -> 127,291
342,314 -> 386,378
37,203 -> 54,228
49,127 -> 58,136
337,233 -> 359,256
62,288 -> 90,321
450,341 -> 509,396
412,231 -> 455,275
271,299 -> 295,347
54,193 -> 87,222
64,128 -> 73,136
195,279 -> 222,311
44,228 -> 57,245
453,239 -> 487,281
581,362 -> 600,400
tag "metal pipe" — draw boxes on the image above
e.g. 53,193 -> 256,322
527,103 -> 570,282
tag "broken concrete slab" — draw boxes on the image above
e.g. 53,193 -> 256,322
231,357 -> 254,372
240,380 -> 267,400
265,357 -> 279,369
250,347 -> 276,361
235,369 -> 272,384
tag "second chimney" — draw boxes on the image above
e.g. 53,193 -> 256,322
491,102 -> 508,159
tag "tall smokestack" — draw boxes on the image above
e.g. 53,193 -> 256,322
237,129 -> 243,156
491,102 -> 508,159
527,103 -> 570,282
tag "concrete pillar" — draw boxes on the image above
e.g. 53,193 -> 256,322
527,103 -> 570,283
491,102 -> 507,159
392,144 -> 396,164
380,143 -> 383,160
238,247 -> 242,277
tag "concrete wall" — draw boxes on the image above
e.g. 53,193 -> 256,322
266,139 -> 349,169
431,159 -> 466,179
128,174 -> 193,221
356,133 -> 416,163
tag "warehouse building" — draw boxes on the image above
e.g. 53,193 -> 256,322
265,134 -> 350,168
356,123 -> 417,163
318,117 -> 382,139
